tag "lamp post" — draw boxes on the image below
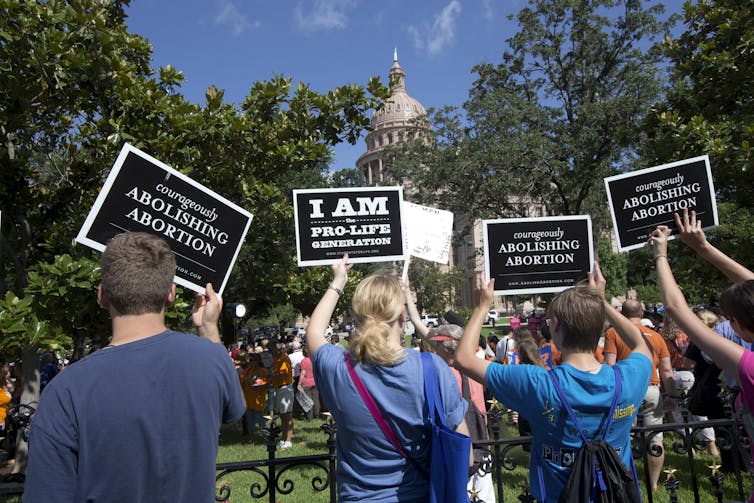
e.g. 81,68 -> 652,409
222,302 -> 247,346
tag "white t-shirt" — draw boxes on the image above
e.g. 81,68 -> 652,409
495,336 -> 515,362
288,350 -> 305,378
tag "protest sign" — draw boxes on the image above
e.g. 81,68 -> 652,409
604,155 -> 718,251
293,187 -> 406,266
483,216 -> 593,295
76,143 -> 253,295
403,201 -> 454,264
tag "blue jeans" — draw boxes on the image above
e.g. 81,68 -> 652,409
244,409 -> 266,436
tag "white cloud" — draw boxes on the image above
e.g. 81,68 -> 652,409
293,0 -> 356,31
482,0 -> 494,21
407,0 -> 462,57
214,1 -> 259,37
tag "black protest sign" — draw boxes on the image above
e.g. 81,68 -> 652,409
604,155 -> 718,251
293,187 -> 406,266
76,144 -> 253,295
483,216 -> 593,295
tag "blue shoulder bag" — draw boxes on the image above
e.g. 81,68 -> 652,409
421,352 -> 472,503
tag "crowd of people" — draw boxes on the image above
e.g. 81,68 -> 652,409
4,207 -> 754,502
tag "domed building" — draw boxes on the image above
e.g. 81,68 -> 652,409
354,52 -> 548,311
357,51 -> 432,184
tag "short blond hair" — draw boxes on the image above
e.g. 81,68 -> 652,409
349,274 -> 406,366
696,309 -> 720,329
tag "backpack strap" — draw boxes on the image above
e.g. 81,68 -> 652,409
344,352 -> 428,478
461,374 -> 471,400
421,352 -> 446,426
540,366 -> 625,502
546,365 -> 623,443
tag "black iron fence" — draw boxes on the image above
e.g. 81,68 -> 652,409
1,394 -> 750,502
214,392 -> 753,503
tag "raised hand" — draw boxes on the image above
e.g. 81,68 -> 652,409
332,254 -> 352,286
474,278 -> 495,309
192,283 -> 222,327
674,208 -> 707,252
588,262 -> 606,298
647,225 -> 673,259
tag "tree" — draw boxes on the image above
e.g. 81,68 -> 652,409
387,0 -> 673,233
408,260 -> 467,315
0,0 -> 153,294
0,0 -> 388,473
0,0 -> 389,356
644,0 -> 754,209
640,0 -> 754,302
596,236 -> 628,300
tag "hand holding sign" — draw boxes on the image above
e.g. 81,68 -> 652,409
588,262 -> 606,298
647,225 -> 672,259
192,283 -> 223,343
475,279 -> 495,310
332,254 -> 352,289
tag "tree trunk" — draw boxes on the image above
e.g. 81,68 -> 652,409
12,349 -> 39,475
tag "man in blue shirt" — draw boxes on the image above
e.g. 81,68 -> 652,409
455,264 -> 652,502
24,232 -> 245,502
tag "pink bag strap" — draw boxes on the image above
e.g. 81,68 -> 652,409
344,353 -> 428,477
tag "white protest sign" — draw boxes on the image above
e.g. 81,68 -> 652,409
403,201 -> 454,265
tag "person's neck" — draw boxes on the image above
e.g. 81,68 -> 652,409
386,323 -> 405,352
109,312 -> 168,346
561,349 -> 602,373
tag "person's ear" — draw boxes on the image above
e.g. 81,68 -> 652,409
165,284 -> 176,308
97,286 -> 110,310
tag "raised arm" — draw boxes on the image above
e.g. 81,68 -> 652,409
649,225 -> 743,378
589,263 -> 651,360
675,209 -> 754,283
307,255 -> 352,357
401,279 -> 429,338
454,279 -> 494,385
193,283 -> 223,344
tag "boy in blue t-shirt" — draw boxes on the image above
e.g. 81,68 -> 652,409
455,263 -> 652,503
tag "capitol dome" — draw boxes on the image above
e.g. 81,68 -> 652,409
370,59 -> 427,129
357,51 -> 432,185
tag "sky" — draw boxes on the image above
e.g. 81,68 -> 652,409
125,0 -> 686,173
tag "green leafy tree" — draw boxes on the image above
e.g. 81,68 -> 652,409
0,0 -> 153,294
0,0 -> 389,361
644,0 -> 754,209
641,1 -> 754,302
596,236 -> 628,300
408,260 -> 467,315
387,0 -> 673,232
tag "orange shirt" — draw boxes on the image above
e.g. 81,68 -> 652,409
604,324 -> 669,385
270,353 -> 293,387
0,388 -> 11,424
241,366 -> 269,412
